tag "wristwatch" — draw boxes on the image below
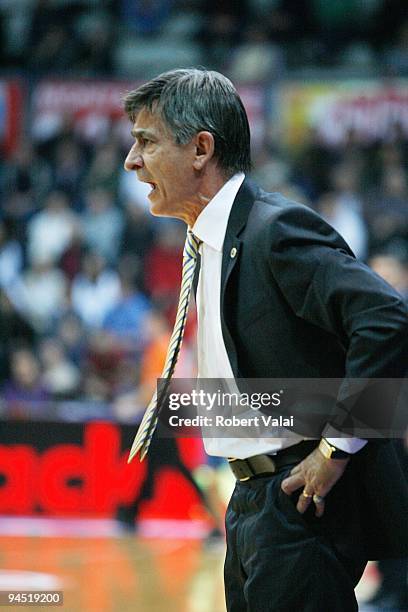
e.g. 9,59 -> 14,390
319,438 -> 351,460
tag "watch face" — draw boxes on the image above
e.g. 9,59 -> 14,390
319,439 -> 332,459
320,439 -> 350,459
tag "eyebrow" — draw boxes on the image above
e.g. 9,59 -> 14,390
131,128 -> 156,139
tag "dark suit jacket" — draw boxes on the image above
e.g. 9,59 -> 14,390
218,178 -> 408,560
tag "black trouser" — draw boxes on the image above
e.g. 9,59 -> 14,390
224,467 -> 367,612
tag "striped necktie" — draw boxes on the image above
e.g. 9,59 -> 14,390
128,230 -> 201,463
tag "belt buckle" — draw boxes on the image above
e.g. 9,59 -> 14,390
237,472 -> 251,482
228,457 -> 252,482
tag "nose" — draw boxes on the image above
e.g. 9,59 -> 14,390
124,145 -> 144,172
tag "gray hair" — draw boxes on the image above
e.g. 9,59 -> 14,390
123,68 -> 251,176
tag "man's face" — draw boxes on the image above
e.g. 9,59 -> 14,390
124,108 -> 197,219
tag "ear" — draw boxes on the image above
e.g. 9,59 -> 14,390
193,131 -> 215,171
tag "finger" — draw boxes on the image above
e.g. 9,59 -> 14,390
315,499 -> 325,518
297,489 -> 313,514
313,494 -> 325,518
281,473 -> 304,495
289,463 -> 302,476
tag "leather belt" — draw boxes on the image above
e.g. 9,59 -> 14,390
228,441 -> 317,482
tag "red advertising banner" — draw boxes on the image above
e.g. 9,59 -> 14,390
0,80 -> 23,157
0,421 -> 207,521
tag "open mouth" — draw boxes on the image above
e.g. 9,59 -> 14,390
138,177 -> 157,195
147,182 -> 157,195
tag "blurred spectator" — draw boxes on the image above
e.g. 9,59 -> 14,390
27,1 -> 78,73
199,0 -> 248,69
102,259 -> 152,348
330,161 -> 364,204
368,253 -> 408,300
55,311 -> 87,367
81,188 -> 124,263
309,0 -> 378,62
0,220 -> 23,289
74,12 -> 115,75
84,331 -> 126,398
292,128 -> 338,200
32,115 -> 84,167
144,222 -> 184,303
71,252 -> 121,329
59,232 -> 84,283
27,190 -> 80,266
0,290 -> 35,383
318,191 -> 368,260
252,145 -> 308,204
317,162 -> 368,260
0,0 -> 32,67
39,337 -> 81,399
18,259 -> 68,333
29,24 -> 77,73
384,20 -> 408,75
138,310 -> 171,394
371,0 -> 408,52
51,139 -> 86,203
80,370 -> 111,404
0,145 -> 51,242
228,25 -> 283,83
85,143 -> 121,194
366,141 -> 406,190
113,307 -> 170,421
120,0 -> 174,35
28,0 -> 76,51
367,164 -> 408,251
112,353 -> 140,397
0,144 -> 51,209
2,347 -> 49,416
249,0 -> 312,44
120,201 -> 155,262
137,306 -> 197,389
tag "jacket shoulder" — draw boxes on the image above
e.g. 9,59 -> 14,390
247,189 -> 353,255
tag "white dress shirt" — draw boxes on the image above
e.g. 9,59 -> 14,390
192,173 -> 366,458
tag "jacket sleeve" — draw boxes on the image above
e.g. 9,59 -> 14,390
266,204 -> 408,437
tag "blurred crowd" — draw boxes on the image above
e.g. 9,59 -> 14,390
1,0 -> 407,79
0,0 -> 407,421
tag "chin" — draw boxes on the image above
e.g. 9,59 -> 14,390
147,193 -> 160,212
150,208 -> 168,218
149,199 -> 170,218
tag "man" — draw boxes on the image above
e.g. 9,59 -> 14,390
123,69 -> 408,611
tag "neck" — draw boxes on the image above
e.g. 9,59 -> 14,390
181,171 -> 230,227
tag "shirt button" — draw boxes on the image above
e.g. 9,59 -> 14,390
230,247 -> 237,258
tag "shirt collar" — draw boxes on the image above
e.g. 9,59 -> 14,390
192,173 -> 245,252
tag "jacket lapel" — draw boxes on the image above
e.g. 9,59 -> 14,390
220,178 -> 258,375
